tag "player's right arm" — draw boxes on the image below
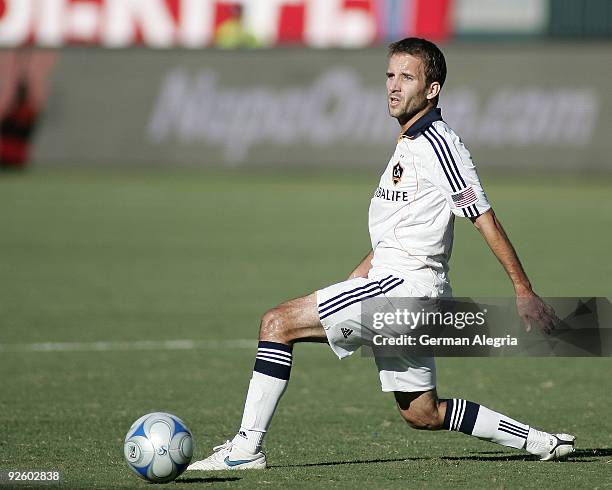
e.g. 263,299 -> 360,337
348,250 -> 373,279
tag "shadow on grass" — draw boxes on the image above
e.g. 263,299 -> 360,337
442,447 -> 611,463
271,457 -> 425,468
175,476 -> 241,484
272,448 -> 611,468
573,448 -> 612,457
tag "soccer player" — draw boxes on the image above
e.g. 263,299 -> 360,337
187,38 -> 575,471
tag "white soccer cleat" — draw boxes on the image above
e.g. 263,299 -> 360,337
526,429 -> 575,461
538,433 -> 576,461
186,440 -> 266,471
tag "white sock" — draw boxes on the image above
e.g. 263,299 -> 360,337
443,398 -> 531,449
231,341 -> 292,455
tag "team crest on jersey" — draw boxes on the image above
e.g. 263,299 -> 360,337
392,162 -> 404,185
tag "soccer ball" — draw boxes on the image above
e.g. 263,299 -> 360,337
123,412 -> 193,483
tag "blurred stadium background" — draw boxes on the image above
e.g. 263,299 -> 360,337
0,0 -> 611,171
1,1 -> 611,488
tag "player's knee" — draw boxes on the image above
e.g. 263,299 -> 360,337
399,408 -> 443,431
259,307 -> 290,343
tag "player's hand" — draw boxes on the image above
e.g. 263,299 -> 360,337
516,293 -> 560,334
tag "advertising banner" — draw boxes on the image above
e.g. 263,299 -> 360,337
0,0 -> 450,48
32,44 -> 612,171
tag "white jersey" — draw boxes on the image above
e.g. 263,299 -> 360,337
368,108 -> 490,282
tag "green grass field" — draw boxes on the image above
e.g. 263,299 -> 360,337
0,168 -> 611,489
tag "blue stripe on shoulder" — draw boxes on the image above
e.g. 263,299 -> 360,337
423,130 -> 459,192
430,127 -> 466,188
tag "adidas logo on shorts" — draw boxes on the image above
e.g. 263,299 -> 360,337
341,328 -> 353,339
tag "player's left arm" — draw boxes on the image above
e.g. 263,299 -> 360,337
470,209 -> 560,333
423,125 -> 560,333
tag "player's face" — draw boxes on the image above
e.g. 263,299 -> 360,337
386,53 -> 430,125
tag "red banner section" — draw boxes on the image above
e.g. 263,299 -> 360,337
0,0 -> 451,48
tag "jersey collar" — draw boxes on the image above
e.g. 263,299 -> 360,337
401,107 -> 443,139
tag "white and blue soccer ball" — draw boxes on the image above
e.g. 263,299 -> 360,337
123,412 -> 193,483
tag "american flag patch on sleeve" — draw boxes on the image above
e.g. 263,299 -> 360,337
451,186 -> 478,208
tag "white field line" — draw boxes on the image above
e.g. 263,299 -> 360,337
0,339 -> 256,353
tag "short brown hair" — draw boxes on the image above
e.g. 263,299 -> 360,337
388,37 -> 447,88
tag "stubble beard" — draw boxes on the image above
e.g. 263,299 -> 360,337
389,92 -> 429,126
